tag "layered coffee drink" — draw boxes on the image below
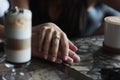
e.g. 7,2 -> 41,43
4,7 -> 32,63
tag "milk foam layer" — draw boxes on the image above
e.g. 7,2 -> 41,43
4,7 -> 32,39
5,48 -> 31,63
105,16 -> 120,25
104,16 -> 120,49
4,7 -> 32,63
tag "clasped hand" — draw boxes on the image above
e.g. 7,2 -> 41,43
32,22 -> 80,64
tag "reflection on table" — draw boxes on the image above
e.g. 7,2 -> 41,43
1,35 -> 120,80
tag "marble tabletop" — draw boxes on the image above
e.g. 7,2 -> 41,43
72,35 -> 120,80
1,35 -> 120,80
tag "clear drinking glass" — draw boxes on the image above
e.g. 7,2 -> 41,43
2,61 -> 32,80
2,7 -> 32,80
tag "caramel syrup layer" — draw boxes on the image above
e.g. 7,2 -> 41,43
5,38 -> 31,50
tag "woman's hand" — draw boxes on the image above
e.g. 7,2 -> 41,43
32,22 -> 80,64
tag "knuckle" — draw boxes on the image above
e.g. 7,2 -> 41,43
50,28 -> 54,32
61,32 -> 67,38
41,26 -> 48,31
53,30 -> 61,36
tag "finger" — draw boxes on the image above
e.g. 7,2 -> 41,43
57,51 -> 73,64
55,58 -> 63,64
63,56 -> 73,64
69,49 -> 80,62
38,27 -> 47,52
69,40 -> 78,51
49,31 -> 60,62
42,28 -> 53,59
60,33 -> 69,60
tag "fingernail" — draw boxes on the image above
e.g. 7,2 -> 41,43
51,57 -> 56,62
66,57 -> 73,64
64,56 -> 68,61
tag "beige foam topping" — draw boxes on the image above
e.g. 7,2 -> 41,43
105,16 -> 120,25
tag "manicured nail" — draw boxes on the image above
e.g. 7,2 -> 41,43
51,57 -> 56,62
66,57 -> 73,64
64,56 -> 68,61
56,60 -> 62,64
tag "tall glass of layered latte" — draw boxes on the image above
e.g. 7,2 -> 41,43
2,7 -> 32,80
4,7 -> 32,64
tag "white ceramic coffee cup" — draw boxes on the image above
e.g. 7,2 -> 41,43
104,16 -> 120,50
